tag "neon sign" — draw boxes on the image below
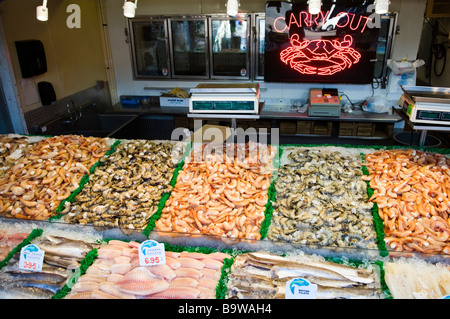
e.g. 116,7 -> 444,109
273,10 -> 372,33
264,1 -> 379,84
280,34 -> 361,76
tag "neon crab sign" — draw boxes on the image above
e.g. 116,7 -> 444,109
280,34 -> 361,76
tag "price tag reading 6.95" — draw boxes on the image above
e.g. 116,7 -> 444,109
138,240 -> 165,267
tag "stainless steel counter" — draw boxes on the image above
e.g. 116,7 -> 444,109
107,103 -> 402,124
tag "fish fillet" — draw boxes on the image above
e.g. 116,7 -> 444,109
146,264 -> 177,281
165,257 -> 181,270
90,289 -> 121,299
174,267 -> 203,280
207,252 -> 232,261
118,279 -> 169,296
72,281 -> 100,293
176,257 -> 205,270
98,248 -> 123,259
202,268 -> 221,281
198,278 -> 218,290
179,252 -> 207,260
146,287 -> 201,299
99,281 -> 136,299
202,258 -> 223,270
169,277 -> 198,288
110,262 -> 132,275
118,267 -> 159,285
107,273 -> 124,283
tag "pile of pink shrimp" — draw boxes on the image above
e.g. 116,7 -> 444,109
156,142 -> 275,240
363,149 -> 450,254
0,135 -> 110,220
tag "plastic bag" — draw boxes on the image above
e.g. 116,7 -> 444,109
362,96 -> 390,113
387,59 -> 425,75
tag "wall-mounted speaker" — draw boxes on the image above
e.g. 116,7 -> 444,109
15,40 -> 47,78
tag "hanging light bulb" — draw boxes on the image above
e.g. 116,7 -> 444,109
308,0 -> 322,15
375,0 -> 390,14
123,0 -> 138,18
226,0 -> 239,17
36,0 -> 48,21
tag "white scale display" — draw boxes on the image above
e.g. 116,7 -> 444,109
189,83 -> 260,114
399,86 -> 450,125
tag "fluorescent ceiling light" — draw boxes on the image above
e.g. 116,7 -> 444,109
123,0 -> 138,18
308,0 -> 322,15
226,0 -> 239,17
375,0 -> 390,14
36,0 -> 48,21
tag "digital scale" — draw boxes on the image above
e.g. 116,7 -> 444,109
398,86 -> 450,125
189,83 -> 260,114
308,88 -> 341,117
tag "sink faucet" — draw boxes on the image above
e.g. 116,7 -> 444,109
63,101 -> 82,124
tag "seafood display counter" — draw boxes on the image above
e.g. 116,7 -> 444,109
0,133 -> 449,300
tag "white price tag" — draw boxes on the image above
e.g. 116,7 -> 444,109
19,244 -> 45,272
138,240 -> 166,267
285,278 -> 317,299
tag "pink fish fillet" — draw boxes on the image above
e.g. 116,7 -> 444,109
201,268 -> 221,281
122,247 -> 138,258
118,267 -> 159,284
179,252 -> 207,260
118,279 -> 169,296
198,278 -> 218,290
174,267 -> 203,280
176,257 -> 205,270
146,287 -> 201,299
97,248 -> 122,259
72,281 -> 100,293
90,289 -> 121,299
65,292 -> 92,299
146,264 -> 176,281
169,277 -> 198,288
85,265 -> 111,277
114,256 -> 131,264
78,274 -> 107,283
108,240 -> 129,248
197,286 -> 215,299
110,262 -> 132,275
202,258 -> 223,270
206,252 -> 232,261
107,273 -> 124,283
99,281 -> 136,299
165,251 -> 180,258
165,256 -> 181,270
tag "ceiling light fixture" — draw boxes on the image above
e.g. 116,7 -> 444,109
226,0 -> 239,17
36,0 -> 48,21
308,0 -> 322,15
375,0 -> 390,14
123,0 -> 138,18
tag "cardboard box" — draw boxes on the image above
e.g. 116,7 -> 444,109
188,124 -> 231,144
159,96 -> 190,107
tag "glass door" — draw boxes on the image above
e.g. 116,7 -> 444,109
129,18 -> 170,79
253,14 -> 265,80
209,15 -> 250,79
169,18 -> 209,79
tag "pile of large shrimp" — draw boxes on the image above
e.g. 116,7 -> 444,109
155,142 -> 275,240
0,135 -> 110,220
363,149 -> 450,254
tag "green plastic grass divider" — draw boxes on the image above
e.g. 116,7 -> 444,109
142,141 -> 192,237
260,145 -> 282,240
0,228 -> 44,270
52,248 -> 99,299
360,153 -> 389,257
50,139 -> 122,221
